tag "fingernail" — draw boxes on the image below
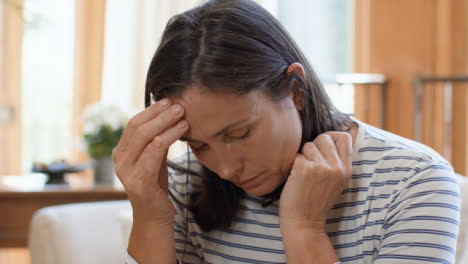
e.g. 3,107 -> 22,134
172,105 -> 182,114
160,99 -> 169,106
177,120 -> 187,129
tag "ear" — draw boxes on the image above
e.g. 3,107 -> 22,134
286,62 -> 306,82
286,62 -> 306,111
290,88 -> 304,111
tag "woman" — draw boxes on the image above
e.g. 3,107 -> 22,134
114,0 -> 460,263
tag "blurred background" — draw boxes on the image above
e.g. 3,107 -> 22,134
1,0 -> 468,263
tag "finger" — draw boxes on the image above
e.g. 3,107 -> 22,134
301,142 -> 323,162
134,99 -> 171,126
118,99 -> 172,151
289,153 -> 325,183
127,104 -> 185,163
290,153 -> 308,173
312,134 -> 341,166
155,119 -> 190,191
324,132 -> 353,170
135,119 -> 189,190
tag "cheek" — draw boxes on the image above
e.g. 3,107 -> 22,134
269,112 -> 302,165
247,117 -> 299,165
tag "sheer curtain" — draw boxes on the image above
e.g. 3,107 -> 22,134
20,0 -> 76,173
101,0 -> 201,112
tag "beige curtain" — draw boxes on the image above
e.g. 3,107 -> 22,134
71,0 -> 106,179
0,0 -> 24,176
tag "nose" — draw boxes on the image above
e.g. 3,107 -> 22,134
218,160 -> 243,181
216,149 -> 243,181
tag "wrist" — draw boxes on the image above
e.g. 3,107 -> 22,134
128,221 -> 176,263
132,217 -> 174,232
281,226 -> 328,245
281,223 -> 339,264
132,206 -> 175,226
280,217 -> 326,234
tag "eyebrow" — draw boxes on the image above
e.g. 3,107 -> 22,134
180,117 -> 250,142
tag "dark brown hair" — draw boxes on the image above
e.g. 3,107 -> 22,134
144,0 -> 352,232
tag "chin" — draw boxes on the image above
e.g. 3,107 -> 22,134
243,183 -> 277,198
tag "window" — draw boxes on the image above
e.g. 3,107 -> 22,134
275,0 -> 354,114
21,0 -> 75,173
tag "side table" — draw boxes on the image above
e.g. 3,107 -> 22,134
0,175 -> 128,248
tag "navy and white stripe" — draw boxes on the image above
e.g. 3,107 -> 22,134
125,119 -> 460,263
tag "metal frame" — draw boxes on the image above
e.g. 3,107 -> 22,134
321,73 -> 388,129
413,75 -> 468,159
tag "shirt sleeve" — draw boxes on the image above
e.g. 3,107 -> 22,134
374,163 -> 460,263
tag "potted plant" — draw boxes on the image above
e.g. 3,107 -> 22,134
82,103 -> 133,185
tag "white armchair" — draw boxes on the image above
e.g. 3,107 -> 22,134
28,174 -> 468,263
28,200 -> 132,264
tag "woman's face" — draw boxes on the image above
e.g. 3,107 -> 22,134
172,87 -> 303,197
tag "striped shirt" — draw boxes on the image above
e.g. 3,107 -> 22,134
125,119 -> 460,263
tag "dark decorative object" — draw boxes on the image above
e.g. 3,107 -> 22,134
32,160 -> 93,184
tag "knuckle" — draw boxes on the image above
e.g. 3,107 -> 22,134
343,132 -> 352,142
333,131 -> 348,139
112,149 -> 119,161
127,117 -> 139,129
151,136 -> 166,152
302,142 -> 314,151
321,133 -> 332,141
316,133 -> 326,140
315,133 -> 330,143
303,162 -> 315,174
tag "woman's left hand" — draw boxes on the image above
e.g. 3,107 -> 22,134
279,132 -> 353,232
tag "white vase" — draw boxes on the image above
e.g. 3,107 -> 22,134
93,156 -> 115,185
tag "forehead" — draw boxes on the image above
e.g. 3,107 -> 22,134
170,88 -> 264,138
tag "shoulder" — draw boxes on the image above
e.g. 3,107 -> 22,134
353,119 -> 451,167
351,119 -> 458,202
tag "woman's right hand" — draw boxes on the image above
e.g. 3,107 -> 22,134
112,99 -> 189,225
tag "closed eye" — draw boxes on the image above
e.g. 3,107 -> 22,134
190,143 -> 207,152
228,129 -> 250,139
190,129 -> 251,152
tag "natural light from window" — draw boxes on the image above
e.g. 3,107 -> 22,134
21,0 -> 75,174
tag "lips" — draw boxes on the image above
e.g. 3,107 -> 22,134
238,174 -> 260,187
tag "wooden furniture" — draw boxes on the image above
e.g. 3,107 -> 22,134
0,175 -> 128,248
413,75 -> 468,174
